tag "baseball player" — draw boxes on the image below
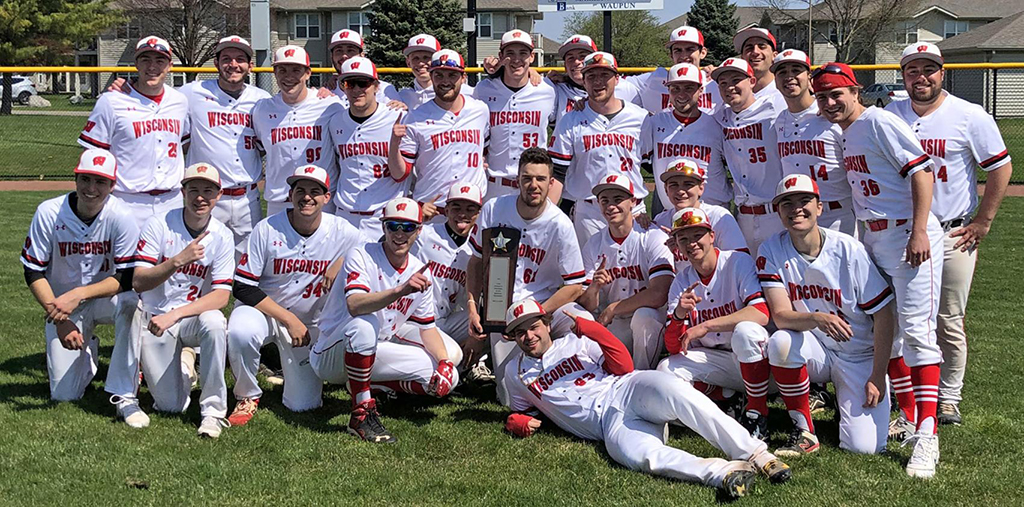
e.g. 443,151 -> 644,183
772,49 -> 855,235
130,163 -> 234,438
887,43 -> 1013,426
655,207 -> 775,440
464,148 -> 591,406
390,49 -> 489,221
812,63 -> 944,478
398,34 -> 475,109
311,197 -> 463,443
733,27 -> 786,111
758,174 -> 896,456
473,30 -> 556,199
579,174 -> 674,369
252,45 -> 343,216
410,182 -> 482,352
325,29 -> 400,107
640,62 -> 731,209
713,57 -> 785,255
22,150 -> 138,408
179,36 -> 271,253
626,25 -> 720,115
79,36 -> 189,230
549,51 -> 650,245
548,35 -> 641,127
330,56 -> 409,238
227,166 -> 367,426
501,299 -> 792,498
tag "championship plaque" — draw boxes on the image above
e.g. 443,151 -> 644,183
481,226 -> 521,333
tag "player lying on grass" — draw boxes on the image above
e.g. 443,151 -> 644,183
501,298 -> 791,499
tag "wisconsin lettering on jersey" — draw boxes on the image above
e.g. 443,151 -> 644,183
844,155 -> 871,174
656,142 -> 712,163
207,111 -> 253,128
429,129 -> 482,150
526,354 -> 586,398
270,125 -> 323,144
58,240 -> 112,256
132,118 -> 182,138
519,243 -> 547,265
337,141 -> 389,159
387,296 -> 414,315
606,264 -> 646,282
723,124 -> 763,141
778,140 -> 827,159
689,301 -> 738,324
490,110 -> 542,127
788,282 -> 842,305
174,261 -> 209,279
582,133 -> 635,151
920,139 -> 946,158
426,260 -> 467,286
272,258 -> 332,275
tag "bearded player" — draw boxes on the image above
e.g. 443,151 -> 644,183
227,166 -> 367,426
398,34 -> 475,109
887,43 -> 1013,426
502,299 -> 791,499
813,63 -> 944,478
547,35 -> 640,127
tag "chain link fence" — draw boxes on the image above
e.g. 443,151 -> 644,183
1,65 -> 1022,182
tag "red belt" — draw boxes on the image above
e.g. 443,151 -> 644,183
222,184 -> 258,196
488,176 -> 519,188
144,189 -> 173,196
738,204 -> 774,215
864,218 -> 908,232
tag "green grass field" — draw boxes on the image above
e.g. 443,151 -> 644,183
1,191 -> 1023,505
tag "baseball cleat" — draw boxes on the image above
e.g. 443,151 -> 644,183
938,402 -> 962,426
904,433 -> 940,479
197,416 -> 230,439
808,384 -> 834,415
719,462 -> 757,499
775,429 -> 820,457
348,399 -> 397,444
740,410 -> 769,440
467,362 -> 495,383
110,395 -> 149,429
227,397 -> 260,427
258,364 -> 285,387
713,392 -> 744,421
750,451 -> 792,484
888,414 -> 915,441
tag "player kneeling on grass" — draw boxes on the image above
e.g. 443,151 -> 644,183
22,149 -> 139,404
311,197 -> 462,443
131,163 -> 234,438
502,299 -> 791,499
227,165 -> 368,426
655,208 -> 775,440
757,174 -> 896,456
578,174 -> 674,369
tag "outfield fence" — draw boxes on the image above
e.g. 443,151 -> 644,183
1,64 -> 1022,182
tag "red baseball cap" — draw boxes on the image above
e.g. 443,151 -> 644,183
811,62 -> 860,91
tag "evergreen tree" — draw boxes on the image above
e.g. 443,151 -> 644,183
366,0 -> 464,87
685,0 -> 739,65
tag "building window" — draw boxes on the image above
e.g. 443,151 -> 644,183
828,23 -> 844,44
895,21 -> 918,44
294,13 -> 321,40
477,13 -> 492,38
116,20 -> 142,40
944,20 -> 968,39
348,11 -> 369,35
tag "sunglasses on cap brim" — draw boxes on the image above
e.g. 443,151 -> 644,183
342,78 -> 376,89
810,64 -> 857,83
672,214 -> 709,229
430,60 -> 464,70
384,221 -> 420,233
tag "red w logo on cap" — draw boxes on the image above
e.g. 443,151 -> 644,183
304,167 -> 315,174
396,203 -> 408,211
570,37 -> 580,43
196,166 -> 208,173
783,50 -> 793,57
678,29 -> 687,36
231,37 -> 240,42
682,211 -> 693,221
513,31 -> 522,37
784,177 -> 799,188
92,156 -> 106,166
284,49 -> 295,57
460,186 -> 470,193
148,38 -> 158,45
592,54 -> 604,63
918,45 -> 929,52
724,58 -> 734,66
351,61 -> 360,69
606,175 -> 617,183
416,37 -> 425,44
513,305 -> 524,318
677,67 -> 688,76
341,30 -> 350,38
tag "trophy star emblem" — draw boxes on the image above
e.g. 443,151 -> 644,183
491,232 -> 511,252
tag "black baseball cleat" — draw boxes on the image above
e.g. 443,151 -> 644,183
720,464 -> 757,499
740,410 -> 769,440
808,384 -> 834,414
938,402 -> 962,426
348,399 -> 397,444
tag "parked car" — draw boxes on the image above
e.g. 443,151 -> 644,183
0,76 -> 38,104
861,83 -> 908,107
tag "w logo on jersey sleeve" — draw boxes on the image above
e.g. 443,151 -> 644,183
756,256 -> 767,271
347,271 -> 360,283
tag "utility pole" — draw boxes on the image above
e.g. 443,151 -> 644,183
467,0 -> 478,85
807,0 -> 814,63
603,11 -> 612,52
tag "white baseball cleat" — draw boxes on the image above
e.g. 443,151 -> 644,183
110,395 -> 150,429
904,433 -> 940,479
888,414 -> 915,441
197,416 -> 230,439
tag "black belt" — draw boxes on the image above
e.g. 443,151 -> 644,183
941,217 -> 968,232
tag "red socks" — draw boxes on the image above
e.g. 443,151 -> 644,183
911,363 -> 941,434
693,381 -> 726,401
740,359 -> 770,416
888,357 -> 917,424
772,365 -> 814,432
345,352 -> 375,406
373,380 -> 428,396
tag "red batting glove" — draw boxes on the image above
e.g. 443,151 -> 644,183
664,318 -> 687,355
428,359 -> 455,397
506,413 -> 538,438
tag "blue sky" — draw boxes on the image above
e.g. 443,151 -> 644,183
535,1 -> 758,41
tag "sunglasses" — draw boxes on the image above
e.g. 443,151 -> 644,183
810,64 -> 857,83
384,221 -> 420,233
342,78 -> 375,89
673,212 -> 707,229
431,59 -> 464,70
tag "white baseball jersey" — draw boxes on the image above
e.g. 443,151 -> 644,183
626,67 -> 720,115
398,81 -> 476,110
667,249 -> 765,349
754,81 -> 787,112
398,95 -> 489,207
134,211 -> 234,314
548,77 -> 641,126
549,102 -> 651,202
505,333 -> 624,440
316,242 -> 437,347
180,81 -> 271,189
21,194 -> 138,297
886,93 -> 1011,222
234,212 -> 367,324
757,229 -> 895,357
331,78 -> 400,107
329,104 -> 409,213
412,222 -> 472,319
581,223 -> 675,305
716,97 -> 784,205
654,203 -> 748,269
776,102 -> 851,203
252,91 -> 343,204
470,195 -> 586,302
641,110 -> 730,208
472,78 -> 556,181
79,86 -> 189,193
840,107 -> 933,221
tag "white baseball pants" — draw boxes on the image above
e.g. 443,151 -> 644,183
45,292 -> 131,401
112,191 -> 182,232
337,210 -> 384,241
736,211 -> 785,258
212,188 -> 261,257
656,321 -> 770,393
936,225 -> 977,403
103,292 -> 142,399
603,307 -> 666,370
818,198 -> 857,237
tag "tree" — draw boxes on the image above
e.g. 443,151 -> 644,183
0,0 -> 121,114
561,10 -> 672,68
758,0 -> 923,63
366,0 -> 465,88
685,0 -> 739,65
